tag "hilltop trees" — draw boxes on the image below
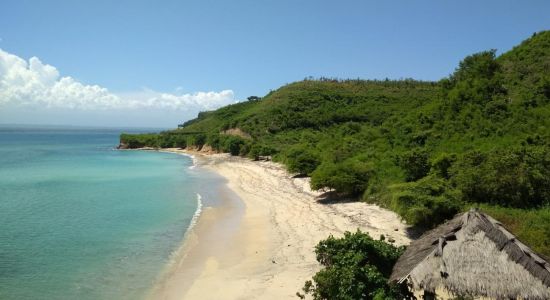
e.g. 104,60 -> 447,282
247,96 -> 261,101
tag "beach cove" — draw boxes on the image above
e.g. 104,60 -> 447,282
151,149 -> 411,299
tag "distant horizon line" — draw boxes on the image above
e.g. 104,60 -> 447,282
0,123 -> 172,131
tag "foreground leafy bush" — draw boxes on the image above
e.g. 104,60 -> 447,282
300,230 -> 411,300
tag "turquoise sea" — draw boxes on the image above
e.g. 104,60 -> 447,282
0,126 -> 219,300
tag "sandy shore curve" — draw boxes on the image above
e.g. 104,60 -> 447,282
152,149 -> 411,299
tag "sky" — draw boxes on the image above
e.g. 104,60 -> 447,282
0,0 -> 549,128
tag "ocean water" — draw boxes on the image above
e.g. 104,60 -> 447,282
0,126 -> 215,300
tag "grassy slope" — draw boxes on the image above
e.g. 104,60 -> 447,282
121,31 -> 550,256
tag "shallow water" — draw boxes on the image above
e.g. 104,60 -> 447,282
0,126 -> 218,300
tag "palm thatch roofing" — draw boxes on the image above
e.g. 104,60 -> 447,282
390,209 -> 550,299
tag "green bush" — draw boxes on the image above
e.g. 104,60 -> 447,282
398,149 -> 430,182
301,230 -> 411,300
248,144 -> 276,160
451,146 -> 550,207
430,152 -> 457,179
389,176 -> 461,228
238,141 -> 251,156
311,159 -> 374,196
206,134 -> 222,150
221,136 -> 247,156
187,133 -> 207,148
172,135 -> 187,148
283,144 -> 321,175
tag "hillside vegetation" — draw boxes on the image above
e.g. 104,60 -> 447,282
121,31 -> 550,257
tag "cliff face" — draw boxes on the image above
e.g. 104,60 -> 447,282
222,128 -> 252,139
197,144 -> 218,154
117,142 -> 129,149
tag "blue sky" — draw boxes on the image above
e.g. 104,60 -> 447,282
0,0 -> 549,127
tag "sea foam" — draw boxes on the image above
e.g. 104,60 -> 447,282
188,193 -> 203,232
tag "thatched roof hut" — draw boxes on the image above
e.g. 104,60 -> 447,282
390,209 -> 550,299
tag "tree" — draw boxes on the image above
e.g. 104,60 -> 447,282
222,136 -> 247,156
399,149 -> 430,182
445,50 -> 506,109
450,146 -> 550,207
311,159 -> 374,195
187,133 -> 207,148
430,152 -> 456,179
450,50 -> 500,83
389,175 -> 461,228
248,143 -> 276,160
173,135 -> 187,148
284,144 -> 321,175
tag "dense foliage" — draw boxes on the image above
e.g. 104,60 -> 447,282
298,231 -> 411,300
120,31 -> 550,256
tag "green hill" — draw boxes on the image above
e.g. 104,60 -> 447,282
121,31 -> 550,256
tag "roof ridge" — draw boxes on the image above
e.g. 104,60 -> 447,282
467,210 -> 550,286
390,210 -> 550,290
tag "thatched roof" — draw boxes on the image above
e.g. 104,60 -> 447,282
390,209 -> 550,299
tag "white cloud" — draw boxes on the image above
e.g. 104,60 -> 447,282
140,90 -> 236,110
0,48 -> 236,111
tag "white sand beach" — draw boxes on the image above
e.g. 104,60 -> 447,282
152,149 -> 411,300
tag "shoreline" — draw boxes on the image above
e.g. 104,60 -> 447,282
147,149 -> 247,300
150,148 -> 411,299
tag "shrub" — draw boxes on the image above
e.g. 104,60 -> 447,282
283,144 -> 321,175
311,159 -> 374,196
219,136 -> 244,155
186,134 -> 205,148
248,144 -> 276,160
430,152 -> 457,179
300,230 -> 412,300
450,146 -> 550,207
173,135 -> 187,148
389,176 -> 461,228
193,133 -> 207,147
398,149 -> 430,181
206,134 -> 221,150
